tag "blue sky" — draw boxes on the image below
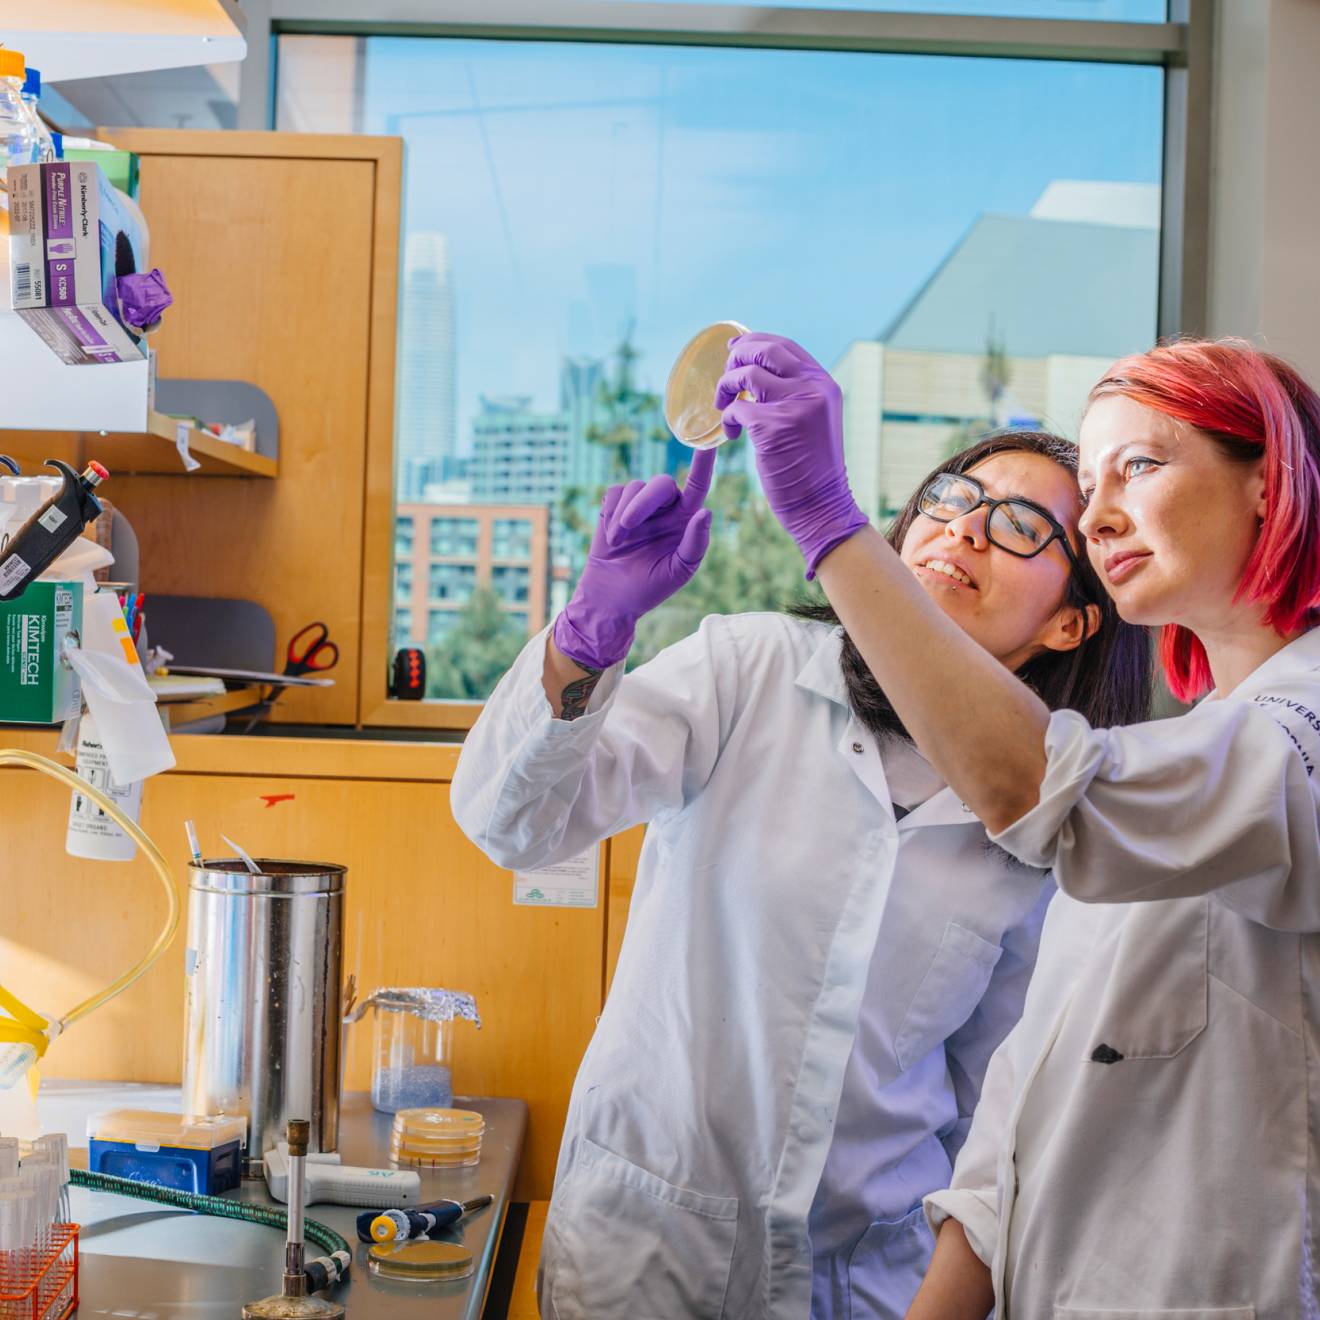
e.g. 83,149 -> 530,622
360,37 -> 1164,454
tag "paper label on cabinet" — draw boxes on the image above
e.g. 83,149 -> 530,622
514,844 -> 600,908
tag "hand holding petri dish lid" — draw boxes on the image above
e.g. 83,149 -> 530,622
665,320 -> 750,449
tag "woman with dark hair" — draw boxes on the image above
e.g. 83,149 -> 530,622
452,430 -> 1150,1320
722,333 -> 1320,1316
792,429 -> 1150,739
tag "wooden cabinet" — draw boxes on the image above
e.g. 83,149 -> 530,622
0,131 -> 647,1202
1,132 -> 401,728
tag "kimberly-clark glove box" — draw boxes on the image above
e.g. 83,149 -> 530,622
8,160 -> 147,365
0,579 -> 83,723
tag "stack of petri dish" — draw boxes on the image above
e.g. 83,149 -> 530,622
389,1107 -> 485,1169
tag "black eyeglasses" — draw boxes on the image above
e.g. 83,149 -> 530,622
917,471 -> 1092,596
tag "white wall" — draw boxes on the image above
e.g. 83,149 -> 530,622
1207,0 -> 1320,380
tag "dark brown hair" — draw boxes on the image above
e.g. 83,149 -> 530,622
792,429 -> 1153,739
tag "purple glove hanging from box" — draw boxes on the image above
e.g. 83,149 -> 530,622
716,332 -> 870,579
553,448 -> 717,671
114,268 -> 172,332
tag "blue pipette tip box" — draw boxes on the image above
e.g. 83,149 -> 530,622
87,1109 -> 246,1196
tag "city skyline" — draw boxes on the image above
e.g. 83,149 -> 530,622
364,36 -> 1163,458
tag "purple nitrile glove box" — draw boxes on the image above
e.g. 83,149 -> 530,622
8,160 -> 147,365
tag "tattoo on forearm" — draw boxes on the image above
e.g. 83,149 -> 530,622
560,668 -> 604,721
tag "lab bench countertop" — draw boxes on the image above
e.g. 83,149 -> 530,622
43,1082 -> 527,1320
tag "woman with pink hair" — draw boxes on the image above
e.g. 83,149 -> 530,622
722,334 -> 1320,1317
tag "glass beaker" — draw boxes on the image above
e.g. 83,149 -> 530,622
362,988 -> 480,1114
373,1008 -> 452,1114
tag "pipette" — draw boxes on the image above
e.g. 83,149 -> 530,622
359,1195 -> 493,1244
0,459 -> 107,601
185,820 -> 202,866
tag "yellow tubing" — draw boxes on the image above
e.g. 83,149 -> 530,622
0,748 -> 179,1036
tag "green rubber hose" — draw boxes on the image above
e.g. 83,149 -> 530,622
70,1167 -> 352,1270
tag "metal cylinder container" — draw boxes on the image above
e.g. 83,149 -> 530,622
182,859 -> 345,1175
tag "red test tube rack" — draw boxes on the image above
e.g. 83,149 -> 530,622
0,1224 -> 79,1320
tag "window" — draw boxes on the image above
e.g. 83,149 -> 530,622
278,25 -> 1165,707
395,608 -> 413,639
395,562 -> 413,603
491,565 -> 531,605
491,518 -> 533,561
430,517 -> 480,558
429,562 -> 477,602
428,608 -> 461,640
394,515 -> 414,558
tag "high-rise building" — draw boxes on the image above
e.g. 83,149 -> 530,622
561,356 -> 613,495
836,182 -> 1160,522
395,231 -> 456,500
392,502 -> 550,648
469,395 -> 571,507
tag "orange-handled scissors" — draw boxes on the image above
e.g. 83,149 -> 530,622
284,621 -> 339,677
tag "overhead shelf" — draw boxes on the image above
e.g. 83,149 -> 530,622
0,411 -> 278,478
0,204 -> 277,475
1,1 -> 246,84
0,213 -> 152,433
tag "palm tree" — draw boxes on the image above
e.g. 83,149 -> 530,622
585,323 -> 668,480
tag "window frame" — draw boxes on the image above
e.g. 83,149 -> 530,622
252,0 -> 1210,731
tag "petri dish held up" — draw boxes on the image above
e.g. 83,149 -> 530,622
664,320 -> 749,450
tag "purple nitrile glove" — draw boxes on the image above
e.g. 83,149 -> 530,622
716,332 -> 869,579
114,268 -> 173,332
553,447 -> 717,670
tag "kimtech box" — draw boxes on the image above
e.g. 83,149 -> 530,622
8,160 -> 147,365
0,580 -> 83,723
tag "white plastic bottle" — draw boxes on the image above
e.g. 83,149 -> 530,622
0,50 -> 38,185
19,68 -> 56,164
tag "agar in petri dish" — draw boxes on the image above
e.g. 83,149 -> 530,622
393,1108 -> 484,1134
664,320 -> 749,449
368,1239 -> 476,1283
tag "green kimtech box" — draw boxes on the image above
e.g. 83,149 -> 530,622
0,581 -> 83,724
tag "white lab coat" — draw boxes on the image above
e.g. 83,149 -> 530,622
926,625 -> 1320,1318
452,613 -> 1052,1319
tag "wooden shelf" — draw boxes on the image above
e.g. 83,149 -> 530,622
0,411 -> 278,478
160,684 -> 265,727
145,412 -> 278,477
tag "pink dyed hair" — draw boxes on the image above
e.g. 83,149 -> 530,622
1088,338 -> 1320,701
